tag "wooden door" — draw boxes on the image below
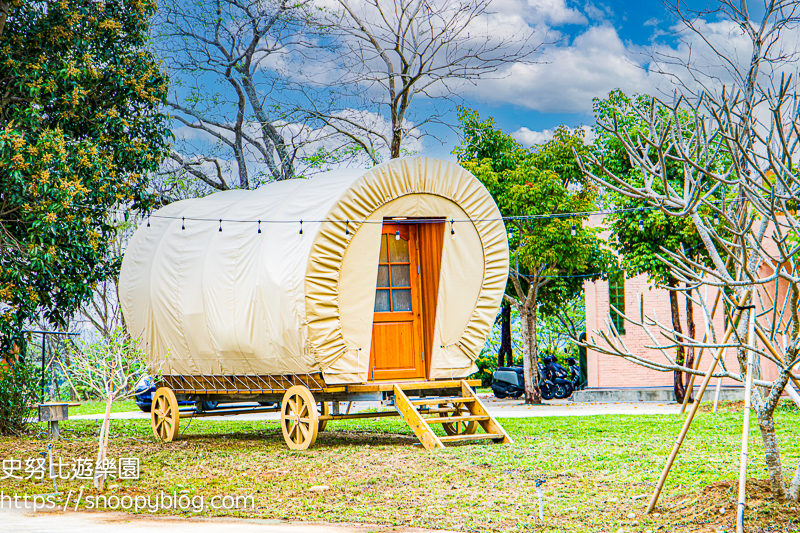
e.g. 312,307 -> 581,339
369,223 -> 425,381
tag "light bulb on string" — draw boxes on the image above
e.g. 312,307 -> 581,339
181,217 -> 185,231
714,212 -> 720,226
257,220 -> 261,234
147,216 -> 150,228
299,220 -> 303,235
219,219 -> 222,232
345,220 -> 349,236
571,224 -> 577,236
395,229 -> 400,241
450,219 -> 455,240
638,219 -> 644,232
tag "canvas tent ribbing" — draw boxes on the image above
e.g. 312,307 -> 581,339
119,157 -> 509,384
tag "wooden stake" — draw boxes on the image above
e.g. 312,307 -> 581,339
647,290 -> 751,514
680,287 -> 724,413
736,306 -> 756,533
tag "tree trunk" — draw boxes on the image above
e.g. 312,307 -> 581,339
94,395 -> 114,491
789,458 -> 800,502
0,1 -> 8,39
498,303 -> 512,368
520,287 -> 542,405
757,407 -> 787,498
390,128 -> 401,159
684,285 -> 696,403
667,277 -> 686,403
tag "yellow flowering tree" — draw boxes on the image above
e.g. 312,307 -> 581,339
0,0 -> 170,354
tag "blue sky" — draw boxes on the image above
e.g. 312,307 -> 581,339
162,0 -> 779,181
424,0 -> 681,159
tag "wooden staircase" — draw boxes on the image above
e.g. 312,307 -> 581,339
394,380 -> 513,449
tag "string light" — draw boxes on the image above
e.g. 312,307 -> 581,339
571,224 -> 577,236
147,216 -> 150,228
714,212 -> 720,225
345,220 -> 349,236
181,217 -> 185,231
450,219 -> 455,240
638,219 -> 644,232
218,219 -> 222,232
299,220 -> 303,235
257,220 -> 261,234
395,229 -> 400,241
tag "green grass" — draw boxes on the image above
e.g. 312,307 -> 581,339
66,400 -> 140,416
1,402 -> 799,532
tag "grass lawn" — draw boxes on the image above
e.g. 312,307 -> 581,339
1,401 -> 799,532
67,400 -> 140,416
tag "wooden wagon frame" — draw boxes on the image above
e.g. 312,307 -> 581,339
151,373 -> 512,450
123,157 -> 514,450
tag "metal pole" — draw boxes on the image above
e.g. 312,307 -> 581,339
41,334 -> 46,403
736,307 -> 756,533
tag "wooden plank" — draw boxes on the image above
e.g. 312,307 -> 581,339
347,379 -> 481,393
180,406 -> 280,418
411,397 -> 474,406
318,411 -> 400,421
460,380 -> 513,444
423,414 -> 489,424
393,385 -> 443,450
161,373 -> 329,394
439,433 -> 505,443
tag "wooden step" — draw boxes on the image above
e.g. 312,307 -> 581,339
410,397 -> 475,406
439,433 -> 506,443
395,381 -> 512,450
423,414 -> 490,424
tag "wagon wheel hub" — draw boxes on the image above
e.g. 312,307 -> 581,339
280,385 -> 319,450
150,387 -> 180,443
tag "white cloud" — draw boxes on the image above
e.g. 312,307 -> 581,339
469,25 -> 652,113
511,126 -> 556,145
522,0 -> 587,26
511,124 -> 594,147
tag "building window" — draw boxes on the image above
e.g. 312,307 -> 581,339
609,271 -> 626,335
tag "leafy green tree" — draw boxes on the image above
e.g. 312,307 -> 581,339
0,0 -> 170,356
456,109 -> 612,404
592,90 -> 725,403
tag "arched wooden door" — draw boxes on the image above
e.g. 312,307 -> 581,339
369,223 -> 425,380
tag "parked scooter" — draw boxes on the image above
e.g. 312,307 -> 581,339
491,363 -> 557,400
542,355 -> 574,399
565,357 -> 582,391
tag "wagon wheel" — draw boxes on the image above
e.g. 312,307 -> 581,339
151,387 -> 180,442
318,402 -> 330,432
280,385 -> 319,450
439,402 -> 477,436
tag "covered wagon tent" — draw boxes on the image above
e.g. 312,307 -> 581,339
120,156 -> 512,449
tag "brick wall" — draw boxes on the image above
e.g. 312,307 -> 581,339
583,216 -> 782,389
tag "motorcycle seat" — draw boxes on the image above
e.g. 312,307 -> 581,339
498,366 -> 524,373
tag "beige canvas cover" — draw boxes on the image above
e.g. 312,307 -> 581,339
119,157 -> 509,384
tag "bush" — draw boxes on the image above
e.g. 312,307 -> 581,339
0,360 -> 39,435
472,348 -> 499,388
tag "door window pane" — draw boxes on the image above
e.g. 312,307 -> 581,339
377,266 -> 389,287
374,290 -> 390,312
388,236 -> 409,262
390,265 -> 410,287
392,289 -> 411,311
379,235 -> 388,263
